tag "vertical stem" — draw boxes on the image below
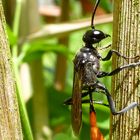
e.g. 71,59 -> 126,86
55,0 -> 70,90
2,0 -> 15,26
29,60 -> 49,140
19,0 -> 49,139
110,0 -> 140,139
11,0 -> 33,139
0,1 -> 23,139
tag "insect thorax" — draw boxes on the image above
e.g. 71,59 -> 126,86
73,46 -> 100,87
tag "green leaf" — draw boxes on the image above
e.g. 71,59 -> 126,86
91,0 -> 113,12
100,0 -> 113,12
53,133 -> 72,140
19,41 -> 74,62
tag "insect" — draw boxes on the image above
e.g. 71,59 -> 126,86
64,0 -> 140,138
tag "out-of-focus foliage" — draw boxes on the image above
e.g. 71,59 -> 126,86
94,0 -> 112,12
6,25 -> 17,46
6,0 -> 113,139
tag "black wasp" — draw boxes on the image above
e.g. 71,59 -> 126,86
64,0 -> 140,136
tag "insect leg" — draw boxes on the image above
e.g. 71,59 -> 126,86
81,99 -> 99,104
64,89 -> 109,106
97,61 -> 140,78
98,44 -> 111,51
63,97 -> 72,105
63,91 -> 91,105
81,99 -> 109,107
101,50 -> 139,61
95,81 -> 140,115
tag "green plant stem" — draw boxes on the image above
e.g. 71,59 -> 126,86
14,64 -> 33,140
12,0 -> 33,139
12,0 -> 22,57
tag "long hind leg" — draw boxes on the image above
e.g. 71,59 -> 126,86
94,81 -> 140,115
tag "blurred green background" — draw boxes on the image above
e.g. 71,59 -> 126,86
3,0 -> 113,139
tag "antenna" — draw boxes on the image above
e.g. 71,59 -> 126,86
91,0 -> 101,29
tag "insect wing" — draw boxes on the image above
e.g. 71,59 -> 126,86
71,70 -> 82,136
